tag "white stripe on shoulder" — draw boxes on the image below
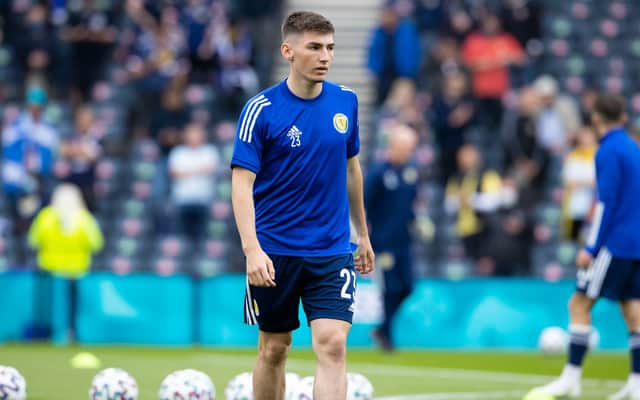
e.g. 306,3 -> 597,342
246,101 -> 271,143
241,97 -> 271,143
239,95 -> 266,142
340,85 -> 355,93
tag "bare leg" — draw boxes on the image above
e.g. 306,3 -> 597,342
253,331 -> 291,400
568,292 -> 596,326
620,300 -> 640,331
311,318 -> 351,400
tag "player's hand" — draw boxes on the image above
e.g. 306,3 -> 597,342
576,249 -> 593,269
246,248 -> 276,287
355,236 -> 375,275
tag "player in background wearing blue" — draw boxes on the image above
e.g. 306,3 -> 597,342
533,94 -> 640,399
365,123 -> 419,352
230,11 -> 375,400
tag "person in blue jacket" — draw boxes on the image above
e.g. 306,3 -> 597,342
2,86 -> 58,261
534,94 -> 640,399
366,5 -> 422,106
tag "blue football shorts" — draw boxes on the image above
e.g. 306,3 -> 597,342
576,247 -> 640,300
244,254 -> 356,332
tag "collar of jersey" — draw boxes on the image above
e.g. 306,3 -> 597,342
600,127 -> 626,143
281,79 -> 326,103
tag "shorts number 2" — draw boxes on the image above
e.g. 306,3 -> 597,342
340,268 -> 357,300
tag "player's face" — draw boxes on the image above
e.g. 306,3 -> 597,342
287,31 -> 334,83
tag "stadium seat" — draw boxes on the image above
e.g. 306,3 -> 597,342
215,182 -> 232,201
131,180 -> 152,200
131,160 -> 155,181
156,236 -> 189,259
556,241 -> 578,265
214,121 -> 236,144
545,17 -> 572,39
152,257 -> 180,276
207,220 -> 230,240
441,259 -> 472,280
193,255 -> 226,277
121,199 -> 147,219
203,240 -> 227,259
130,139 -> 160,162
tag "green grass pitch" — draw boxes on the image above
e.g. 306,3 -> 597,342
0,344 -> 628,399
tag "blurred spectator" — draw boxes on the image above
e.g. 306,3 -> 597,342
365,123 -> 419,352
367,5 -> 422,106
62,0 -> 118,104
168,123 -> 219,243
579,87 -> 598,125
150,86 -> 189,233
420,36 -> 462,91
500,0 -> 542,86
500,0 -> 541,51
57,106 -> 102,211
150,86 -> 189,158
502,86 -> 549,208
2,87 -> 59,254
28,183 -> 103,341
12,3 -> 59,93
461,11 -> 524,134
126,5 -> 189,136
430,71 -> 475,183
183,0 -> 224,83
214,18 -> 259,116
561,126 -> 597,242
532,75 -> 580,155
445,144 -> 502,266
412,0 -> 445,57
442,5 -> 474,43
413,0 -> 445,34
378,79 -> 429,140
229,0 -> 283,87
482,178 -> 533,276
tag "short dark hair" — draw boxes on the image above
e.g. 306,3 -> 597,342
282,11 -> 334,40
593,93 -> 626,123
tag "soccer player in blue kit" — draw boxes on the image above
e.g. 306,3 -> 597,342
230,11 -> 375,400
533,94 -> 640,399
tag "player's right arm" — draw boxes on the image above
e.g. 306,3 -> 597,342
231,167 -> 275,287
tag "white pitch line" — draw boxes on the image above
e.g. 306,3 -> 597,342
189,353 -> 625,388
376,390 -> 527,400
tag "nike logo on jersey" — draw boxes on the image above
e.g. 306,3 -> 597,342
287,125 -> 303,148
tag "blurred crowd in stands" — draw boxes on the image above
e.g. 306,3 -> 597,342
365,0 -> 640,278
1,0 -> 640,280
0,0 -> 281,275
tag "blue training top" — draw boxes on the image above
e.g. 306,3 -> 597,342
586,127 -> 640,259
365,161 -> 418,251
231,80 -> 360,257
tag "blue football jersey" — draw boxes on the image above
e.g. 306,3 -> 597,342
231,80 -> 360,257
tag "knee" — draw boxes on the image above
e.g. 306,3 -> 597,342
259,338 -> 291,366
314,330 -> 347,364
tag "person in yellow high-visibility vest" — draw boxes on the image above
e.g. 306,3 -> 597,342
28,183 -> 103,340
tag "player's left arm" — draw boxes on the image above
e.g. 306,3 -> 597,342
347,155 -> 375,274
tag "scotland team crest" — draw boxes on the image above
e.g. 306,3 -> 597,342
333,113 -> 348,134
